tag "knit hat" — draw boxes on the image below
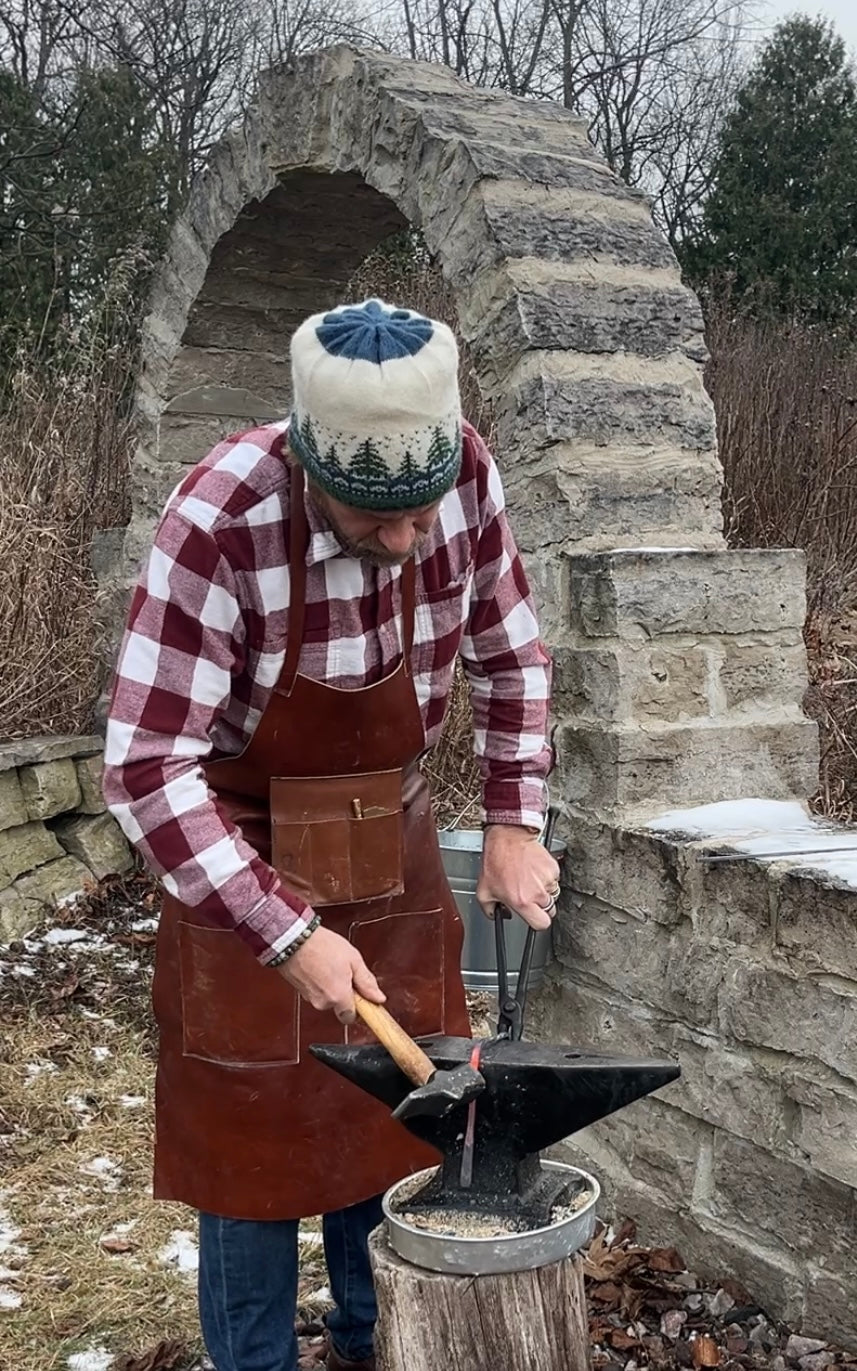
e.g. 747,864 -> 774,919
289,298 -> 462,511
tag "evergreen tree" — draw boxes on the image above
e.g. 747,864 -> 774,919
349,439 -> 389,499
682,17 -> 857,327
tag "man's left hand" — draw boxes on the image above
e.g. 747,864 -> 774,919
476,824 -> 561,931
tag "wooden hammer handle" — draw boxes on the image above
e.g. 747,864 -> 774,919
354,993 -> 435,1087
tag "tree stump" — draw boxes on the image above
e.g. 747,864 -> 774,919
369,1228 -> 591,1371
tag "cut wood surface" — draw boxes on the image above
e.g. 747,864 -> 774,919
370,1228 -> 590,1371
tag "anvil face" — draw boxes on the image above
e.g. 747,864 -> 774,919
310,1035 -> 680,1224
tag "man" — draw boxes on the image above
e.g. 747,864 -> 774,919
103,297 -> 559,1371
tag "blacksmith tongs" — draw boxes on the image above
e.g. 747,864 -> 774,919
494,807 -> 560,1041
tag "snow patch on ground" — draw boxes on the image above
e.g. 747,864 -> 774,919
0,1201 -> 27,1310
79,1157 -> 122,1191
119,1095 -> 146,1109
159,1229 -> 198,1274
66,1348 -> 113,1371
647,798 -> 857,888
130,917 -> 158,932
26,1060 -> 59,1080
91,1046 -> 112,1062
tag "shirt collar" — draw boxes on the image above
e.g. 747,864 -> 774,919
301,473 -> 346,568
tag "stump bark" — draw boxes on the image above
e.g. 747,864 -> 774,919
369,1228 -> 591,1371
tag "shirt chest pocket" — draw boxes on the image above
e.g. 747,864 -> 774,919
412,579 -> 470,673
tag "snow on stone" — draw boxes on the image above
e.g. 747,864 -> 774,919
66,1348 -> 113,1371
160,1229 -> 199,1274
79,1157 -> 122,1191
647,798 -> 857,888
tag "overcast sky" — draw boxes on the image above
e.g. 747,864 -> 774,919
759,1 -> 857,55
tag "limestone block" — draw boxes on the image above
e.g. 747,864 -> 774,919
165,344 -> 288,404
496,354 -> 717,459
0,735 -> 101,770
629,647 -> 710,723
719,961 -> 857,1084
19,758 -> 81,821
468,275 -> 706,384
717,641 -> 809,714
697,855 -> 781,946
568,549 -> 807,641
708,1132 -> 856,1274
787,1074 -> 857,1190
666,1029 -> 797,1157
54,812 -> 133,880
530,975 -> 676,1063
12,856 -> 92,913
775,869 -> 857,981
0,821 -> 64,885
563,820 -> 690,928
803,1271 -> 857,1347
0,770 -> 28,832
552,894 -> 723,1030
551,644 -> 710,725
555,718 -> 819,817
74,756 -> 107,815
505,447 -> 723,556
0,885 -> 31,942
444,182 -> 677,282
580,1097 -> 709,1209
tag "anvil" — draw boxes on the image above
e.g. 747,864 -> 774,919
311,1034 -> 680,1226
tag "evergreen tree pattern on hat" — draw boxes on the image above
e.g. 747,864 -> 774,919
289,298 -> 463,511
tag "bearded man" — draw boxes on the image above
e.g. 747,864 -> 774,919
103,297 -> 559,1371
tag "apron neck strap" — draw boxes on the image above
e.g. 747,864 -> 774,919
279,462 -> 308,697
279,461 -> 418,694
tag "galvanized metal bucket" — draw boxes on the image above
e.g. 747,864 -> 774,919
438,828 -> 565,993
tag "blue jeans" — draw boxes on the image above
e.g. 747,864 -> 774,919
198,1194 -> 384,1371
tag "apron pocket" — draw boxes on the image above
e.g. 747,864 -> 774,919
178,921 -> 300,1066
271,770 -> 405,907
345,907 -> 445,1044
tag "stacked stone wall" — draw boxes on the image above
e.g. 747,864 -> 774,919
0,737 -> 133,941
536,809 -> 857,1343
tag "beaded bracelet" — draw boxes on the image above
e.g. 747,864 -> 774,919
267,914 -> 322,969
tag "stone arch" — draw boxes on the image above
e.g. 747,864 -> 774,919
107,43 -> 724,656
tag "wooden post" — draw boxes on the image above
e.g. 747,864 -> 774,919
369,1228 -> 591,1371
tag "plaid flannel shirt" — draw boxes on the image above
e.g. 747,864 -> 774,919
103,419 -> 552,963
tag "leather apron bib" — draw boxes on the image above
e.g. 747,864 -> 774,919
151,466 -> 470,1220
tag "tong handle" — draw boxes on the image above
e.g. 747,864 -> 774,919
494,807 -> 561,1041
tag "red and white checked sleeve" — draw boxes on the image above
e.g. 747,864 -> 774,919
459,439 -> 553,830
102,509 -> 313,963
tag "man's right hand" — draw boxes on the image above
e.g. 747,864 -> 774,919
276,926 -> 386,1025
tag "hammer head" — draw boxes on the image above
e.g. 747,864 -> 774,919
392,1062 -> 485,1122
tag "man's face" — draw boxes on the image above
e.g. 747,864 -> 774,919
308,481 -> 442,567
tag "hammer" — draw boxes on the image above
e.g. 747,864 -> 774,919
353,993 -> 484,1121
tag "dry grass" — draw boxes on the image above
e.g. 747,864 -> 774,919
706,307 -> 857,814
0,876 -> 330,1371
0,274 -> 137,744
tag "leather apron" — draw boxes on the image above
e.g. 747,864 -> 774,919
151,466 -> 471,1220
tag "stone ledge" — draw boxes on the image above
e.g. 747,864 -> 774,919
0,735 -> 102,770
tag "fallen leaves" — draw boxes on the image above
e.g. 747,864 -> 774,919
113,1340 -> 187,1371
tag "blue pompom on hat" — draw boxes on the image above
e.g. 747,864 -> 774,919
289,298 -> 463,511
